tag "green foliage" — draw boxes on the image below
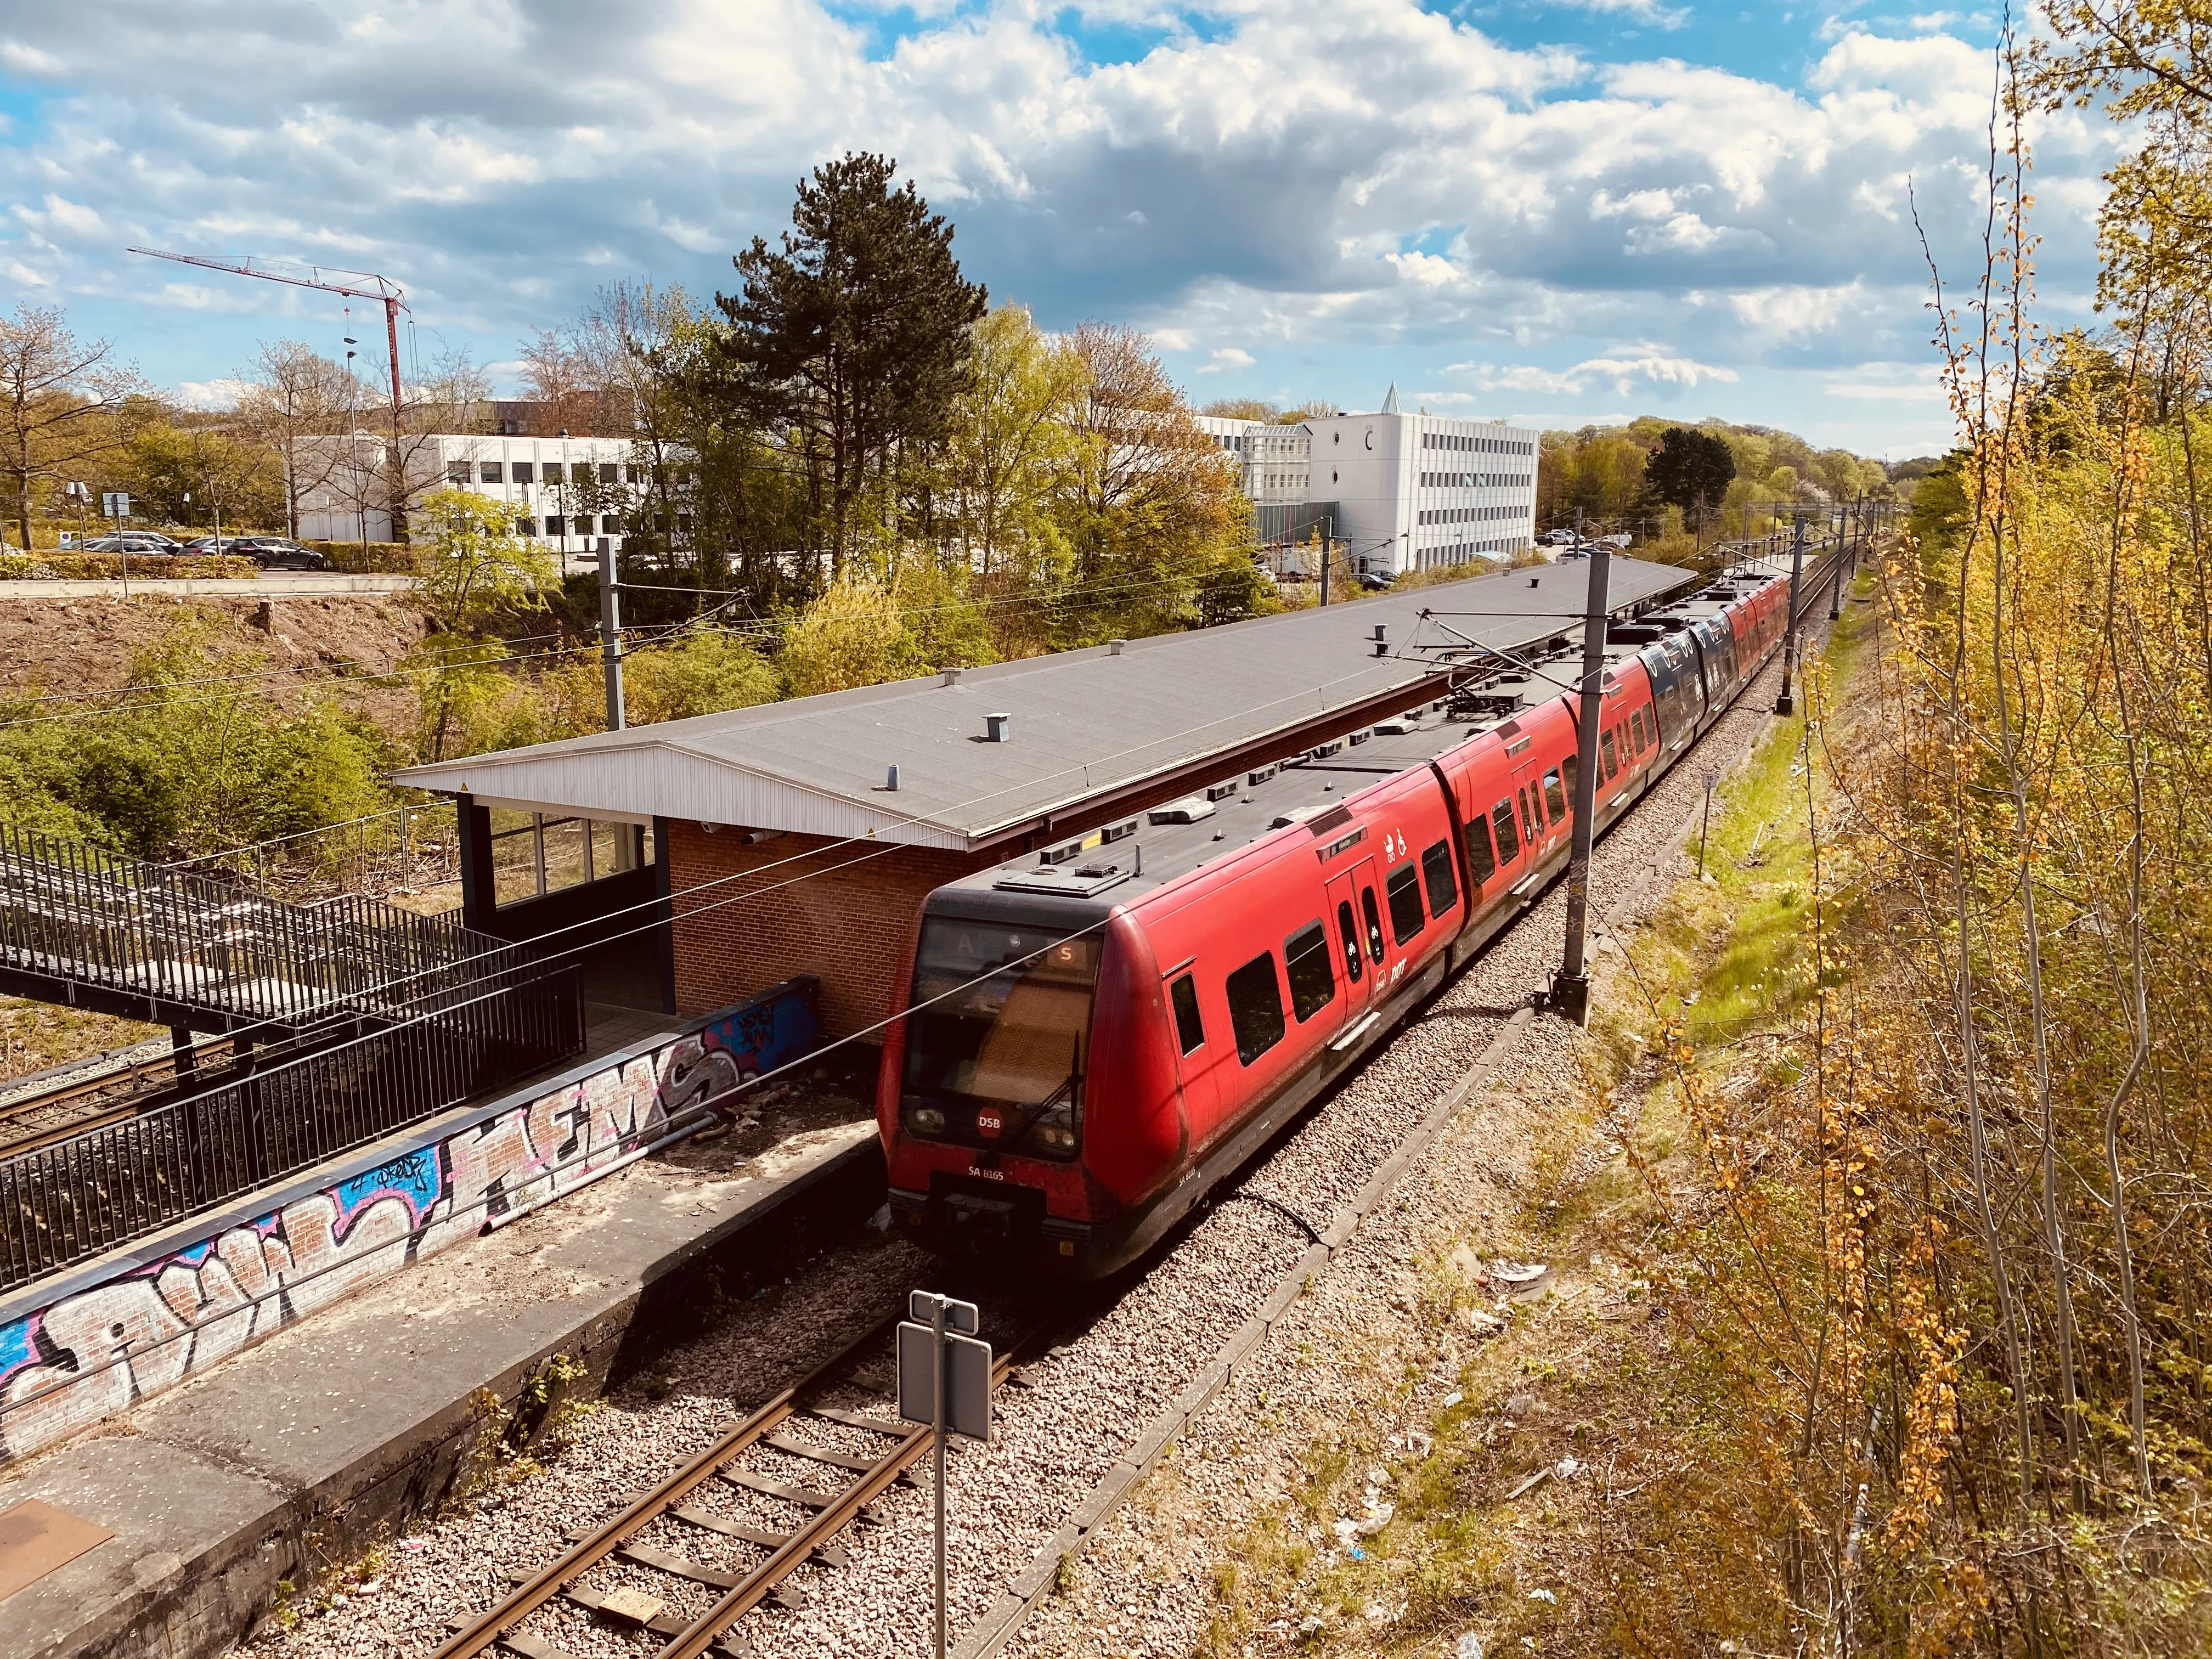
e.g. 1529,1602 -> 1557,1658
623,631 -> 780,725
709,151 -> 988,575
779,579 -> 931,696
1906,452 -> 1970,559
1643,426 -> 1736,519
0,612 -> 394,857
938,304 -> 1084,584
405,634 -> 549,763
117,418 -> 283,529
409,487 -> 560,630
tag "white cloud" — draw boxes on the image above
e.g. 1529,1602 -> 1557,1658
1384,250 -> 1462,288
1447,351 -> 1739,398
1720,281 -> 1874,341
177,377 -> 250,409
1821,361 -> 1947,403
0,0 -> 2122,441
1196,346 -> 1254,373
1549,0 -> 1691,27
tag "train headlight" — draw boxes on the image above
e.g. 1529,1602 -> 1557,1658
906,1104 -> 946,1136
1034,1122 -> 1077,1152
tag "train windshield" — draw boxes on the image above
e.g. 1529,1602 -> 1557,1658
899,918 -> 1101,1156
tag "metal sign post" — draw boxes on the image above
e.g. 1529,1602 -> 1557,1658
898,1290 -> 990,1659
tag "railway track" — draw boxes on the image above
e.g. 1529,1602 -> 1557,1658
238,543 -> 1870,1659
432,1307 -> 1050,1659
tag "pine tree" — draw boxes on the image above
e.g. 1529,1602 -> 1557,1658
708,154 -> 988,579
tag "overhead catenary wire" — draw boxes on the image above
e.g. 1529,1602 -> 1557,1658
112,644 -> 1486,1073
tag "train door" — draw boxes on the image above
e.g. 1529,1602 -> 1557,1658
1324,862 -> 1376,1023
1160,952 -> 1218,1147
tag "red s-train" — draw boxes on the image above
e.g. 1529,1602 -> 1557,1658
876,567 -> 1792,1276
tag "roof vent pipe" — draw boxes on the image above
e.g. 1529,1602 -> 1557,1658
941,667 -> 963,685
985,713 -> 1011,743
1109,639 -> 1127,656
885,764 -> 901,791
1372,623 -> 1389,658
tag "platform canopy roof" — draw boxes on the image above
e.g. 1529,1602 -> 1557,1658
393,558 -> 1694,853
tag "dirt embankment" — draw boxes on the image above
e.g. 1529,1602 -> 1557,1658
0,591 -> 440,736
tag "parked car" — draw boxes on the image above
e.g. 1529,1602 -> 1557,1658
233,537 -> 331,571
81,533 -> 183,555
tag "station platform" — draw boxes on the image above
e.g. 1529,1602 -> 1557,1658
0,1097 -> 881,1659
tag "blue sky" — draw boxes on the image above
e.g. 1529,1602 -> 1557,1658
0,2 -> 2106,459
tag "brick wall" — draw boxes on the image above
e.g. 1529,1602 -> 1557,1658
667,822 -> 994,1037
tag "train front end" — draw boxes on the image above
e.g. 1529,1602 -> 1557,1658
877,875 -> 1183,1278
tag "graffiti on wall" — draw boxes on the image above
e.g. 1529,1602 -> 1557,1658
0,979 -> 817,1464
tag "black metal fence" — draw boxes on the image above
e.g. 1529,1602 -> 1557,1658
0,821 -> 529,1031
0,958 -> 584,1291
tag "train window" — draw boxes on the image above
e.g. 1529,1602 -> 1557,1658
1464,815 -> 1496,886
1517,788 -> 1536,847
901,920 -> 1099,1141
1526,784 -> 1544,833
1543,768 -> 1567,822
1420,839 -> 1457,917
1631,708 -> 1648,752
1170,974 -> 1205,1054
1491,798 -> 1520,863
1226,953 -> 1286,1064
1361,887 -> 1386,963
1284,922 -> 1335,1022
1562,753 -> 1578,801
1601,729 -> 1618,780
1386,865 -> 1426,945
1336,901 -> 1363,983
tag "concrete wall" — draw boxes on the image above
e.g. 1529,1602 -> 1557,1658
667,821 -> 992,1039
0,981 -> 817,1467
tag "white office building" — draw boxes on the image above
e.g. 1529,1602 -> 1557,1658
1302,387 -> 1538,577
1191,415 -> 1312,506
1194,388 -> 1537,578
295,431 -> 642,565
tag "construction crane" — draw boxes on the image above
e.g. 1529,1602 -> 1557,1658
128,246 -> 413,535
127,246 -> 409,424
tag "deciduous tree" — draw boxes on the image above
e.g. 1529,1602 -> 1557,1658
237,341 -> 362,537
0,305 -> 145,550
410,486 -> 560,630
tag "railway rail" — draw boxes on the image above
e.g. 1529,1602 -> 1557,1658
229,539 -> 1869,1659
433,1306 -> 1051,1659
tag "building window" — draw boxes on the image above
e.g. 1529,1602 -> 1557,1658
599,462 -> 618,483
511,461 -> 535,484
479,461 -> 503,483
543,461 -> 565,484
1226,953 -> 1286,1064
445,461 -> 469,483
488,811 -> 651,907
545,515 -> 565,537
515,516 -> 538,537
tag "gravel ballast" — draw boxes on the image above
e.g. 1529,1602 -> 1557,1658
238,654 -> 1796,1659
